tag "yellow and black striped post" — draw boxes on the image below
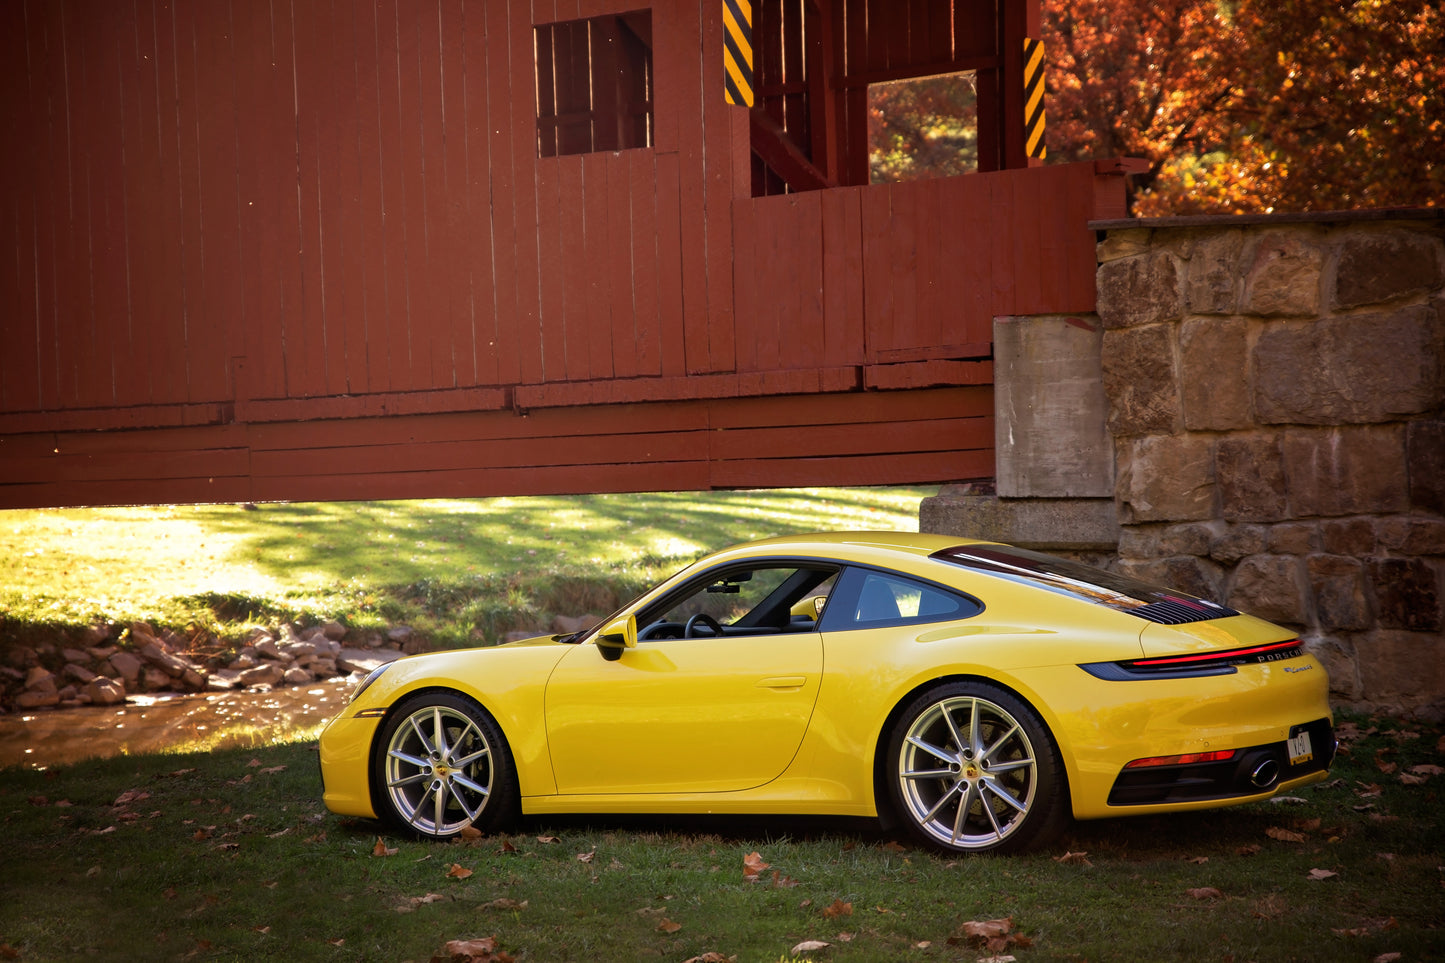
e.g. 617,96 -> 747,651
1023,37 -> 1046,160
724,0 -> 754,107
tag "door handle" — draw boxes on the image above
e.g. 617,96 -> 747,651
756,676 -> 807,689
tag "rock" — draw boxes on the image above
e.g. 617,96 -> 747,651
1255,308 -> 1442,425
310,658 -> 338,678
61,648 -> 91,664
1228,555 -> 1305,625
336,648 -> 402,675
208,669 -> 241,691
1282,425 -> 1409,517
1241,232 -> 1322,317
1307,555 -> 1370,631
320,620 -> 347,640
1116,434 -> 1216,523
86,646 -> 117,661
141,667 -> 171,691
283,666 -> 314,685
25,667 -> 57,693
1408,420 -> 1445,516
1216,433 -> 1288,522
1334,229 -> 1445,309
181,668 -> 207,691
1210,524 -> 1269,564
1102,325 -> 1180,436
85,677 -> 125,706
253,638 -> 282,660
387,626 -> 414,645
237,663 -> 284,687
1321,518 -> 1377,556
15,690 -> 61,709
551,614 -> 601,635
229,652 -> 258,671
79,624 -> 113,647
139,642 -> 192,679
62,663 -> 97,685
1096,251 -> 1183,329
1369,558 -> 1444,632
1180,318 -> 1251,430
279,641 -> 317,663
1183,228 -> 1244,315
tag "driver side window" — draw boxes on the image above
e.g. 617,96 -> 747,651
638,564 -> 838,640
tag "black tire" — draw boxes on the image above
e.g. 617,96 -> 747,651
884,681 -> 1068,854
371,691 -> 519,839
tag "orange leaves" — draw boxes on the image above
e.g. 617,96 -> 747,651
1266,826 -> 1307,843
445,863 -> 474,880
429,936 -> 513,963
741,851 -> 769,881
821,899 -> 853,919
1054,850 -> 1092,866
949,916 -> 1032,954
1187,886 -> 1224,900
655,917 -> 683,934
373,837 -> 398,857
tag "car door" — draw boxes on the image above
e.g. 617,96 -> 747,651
542,563 -> 831,795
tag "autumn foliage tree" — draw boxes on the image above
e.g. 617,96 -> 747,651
1042,0 -> 1445,214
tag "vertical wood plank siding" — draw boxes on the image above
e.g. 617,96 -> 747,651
0,0 -> 1116,509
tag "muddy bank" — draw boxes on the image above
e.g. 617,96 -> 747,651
0,679 -> 355,770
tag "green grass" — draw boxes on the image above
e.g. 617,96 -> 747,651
0,487 -> 933,650
0,716 -> 1441,962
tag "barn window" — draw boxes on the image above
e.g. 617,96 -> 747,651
535,11 -> 654,157
867,70 -> 979,183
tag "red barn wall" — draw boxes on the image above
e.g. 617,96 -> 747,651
0,0 -> 1124,509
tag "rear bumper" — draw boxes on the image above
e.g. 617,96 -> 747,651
1107,717 -> 1335,806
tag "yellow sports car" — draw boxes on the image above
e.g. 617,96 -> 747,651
318,532 -> 1334,853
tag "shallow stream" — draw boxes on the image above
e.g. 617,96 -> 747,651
0,679 -> 353,770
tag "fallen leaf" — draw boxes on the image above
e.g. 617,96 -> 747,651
1266,826 -> 1306,843
410,893 -> 448,905
113,789 -> 150,807
258,765 -> 286,775
1307,868 -> 1339,880
1187,856 -> 1209,864
791,940 -> 830,955
656,918 -> 683,934
479,898 -> 527,911
325,937 -> 344,946
430,936 -> 513,963
770,870 -> 799,888
1236,844 -> 1261,856
1399,773 -> 1427,786
954,917 -> 1013,942
742,851 -> 770,881
373,837 -> 398,857
446,863 -> 474,879
881,840 -> 908,852
497,837 -> 517,854
681,954 -> 735,963
246,758 -> 262,767
1187,887 -> 1224,900
1410,764 -> 1444,776
576,850 -> 596,864
536,835 -> 560,844
821,898 -> 853,918
1374,953 -> 1403,963
458,825 -> 483,840
913,941 -> 932,949
1054,850 -> 1092,865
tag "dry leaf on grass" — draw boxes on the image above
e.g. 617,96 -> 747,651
576,850 -> 596,864
1266,826 -> 1306,843
681,954 -> 735,963
446,863 -> 474,879
1374,953 -> 1403,963
458,825 -> 483,840
742,851 -> 770,881
1307,868 -> 1339,880
821,898 -> 853,918
1187,887 -> 1224,900
373,837 -> 398,857
948,916 -> 1032,954
791,940 -> 830,955
536,835 -> 561,844
478,898 -> 528,911
770,870 -> 799,888
656,918 -> 683,934
430,936 -> 513,963
1053,850 -> 1091,865
1331,917 -> 1397,937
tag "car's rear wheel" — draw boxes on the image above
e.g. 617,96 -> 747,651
886,681 -> 1067,854
373,692 -> 518,839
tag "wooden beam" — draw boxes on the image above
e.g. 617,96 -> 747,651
748,109 -> 836,192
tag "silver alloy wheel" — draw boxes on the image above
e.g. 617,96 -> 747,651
896,694 -> 1038,850
383,703 -> 495,836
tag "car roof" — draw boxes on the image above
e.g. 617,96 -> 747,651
714,531 -> 989,564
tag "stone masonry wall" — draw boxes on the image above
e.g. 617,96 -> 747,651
1094,212 -> 1445,718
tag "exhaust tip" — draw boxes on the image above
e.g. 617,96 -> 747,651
1249,759 -> 1280,789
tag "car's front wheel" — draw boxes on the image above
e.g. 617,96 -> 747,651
886,681 -> 1067,854
373,692 -> 518,839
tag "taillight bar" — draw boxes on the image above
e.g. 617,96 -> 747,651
1126,639 -> 1303,668
1124,749 -> 1237,769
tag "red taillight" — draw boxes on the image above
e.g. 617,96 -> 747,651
1127,639 -> 1302,668
1123,750 -> 1237,769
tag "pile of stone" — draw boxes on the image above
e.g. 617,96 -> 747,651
0,620 -> 417,713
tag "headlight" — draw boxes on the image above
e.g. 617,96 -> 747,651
348,662 -> 393,704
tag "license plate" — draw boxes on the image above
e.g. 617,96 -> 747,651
1288,727 -> 1313,765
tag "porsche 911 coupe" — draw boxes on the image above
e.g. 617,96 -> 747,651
318,532 -> 1334,853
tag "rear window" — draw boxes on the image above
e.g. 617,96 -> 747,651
930,545 -> 1238,625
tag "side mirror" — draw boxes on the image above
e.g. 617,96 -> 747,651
595,614 -> 637,662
